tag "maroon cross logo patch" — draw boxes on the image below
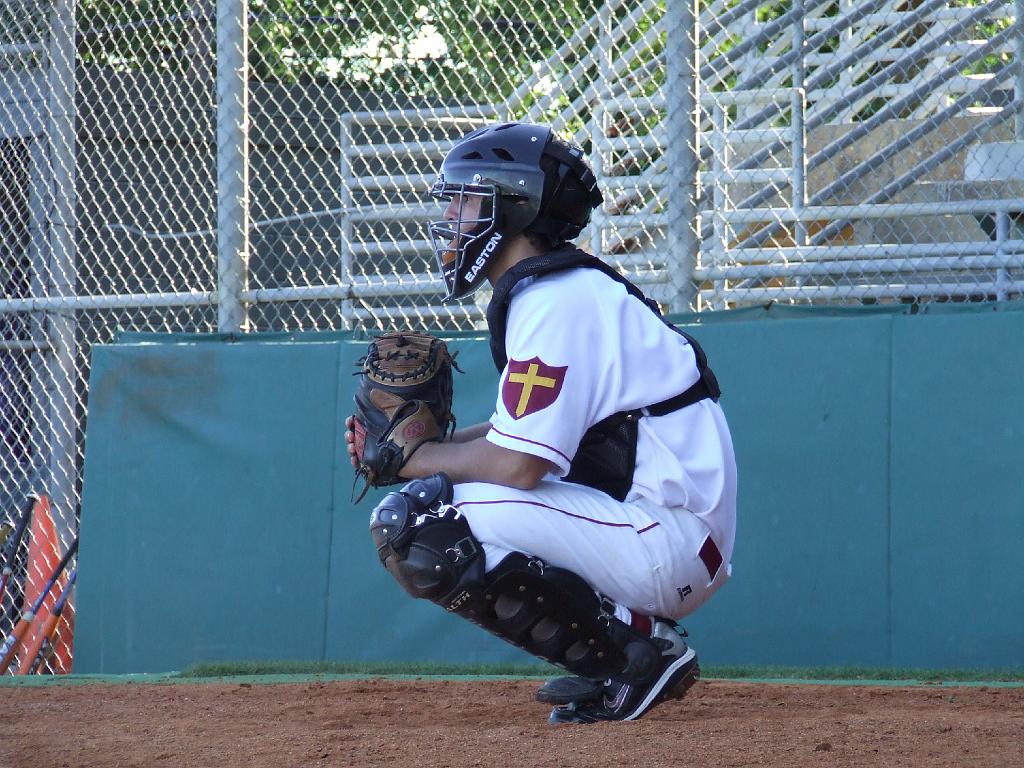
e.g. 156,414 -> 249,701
501,357 -> 567,420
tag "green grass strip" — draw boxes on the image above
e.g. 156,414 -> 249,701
177,660 -> 560,678
4,662 -> 1023,688
3,672 -> 1024,688
706,665 -> 1024,683
175,661 -> 1024,682
0,672 -> 179,686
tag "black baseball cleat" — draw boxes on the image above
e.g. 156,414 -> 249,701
536,675 -> 604,706
545,621 -> 700,724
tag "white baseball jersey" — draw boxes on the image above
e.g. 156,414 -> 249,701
454,266 -> 737,620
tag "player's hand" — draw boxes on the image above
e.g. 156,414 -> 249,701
344,415 -> 358,469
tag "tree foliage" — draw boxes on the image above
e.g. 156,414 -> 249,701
77,0 -> 600,103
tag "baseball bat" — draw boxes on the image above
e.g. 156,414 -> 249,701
0,535 -> 78,674
0,495 -> 36,604
21,568 -> 77,675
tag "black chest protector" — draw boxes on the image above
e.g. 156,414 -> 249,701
485,247 -> 721,501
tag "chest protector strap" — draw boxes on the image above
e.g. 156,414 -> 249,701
485,249 -> 721,501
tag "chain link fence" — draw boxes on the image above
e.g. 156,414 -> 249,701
1,0 -> 1020,673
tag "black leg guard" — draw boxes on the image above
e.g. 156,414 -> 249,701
471,554 -> 664,685
369,474 -> 663,686
369,473 -> 484,607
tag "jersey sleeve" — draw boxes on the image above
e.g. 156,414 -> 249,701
485,279 -> 607,475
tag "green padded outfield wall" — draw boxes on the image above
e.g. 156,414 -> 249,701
74,305 -> 1024,673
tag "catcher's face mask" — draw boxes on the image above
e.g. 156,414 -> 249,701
428,178 -> 501,301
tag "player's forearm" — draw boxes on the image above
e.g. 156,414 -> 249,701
448,422 -> 492,443
402,434 -> 552,489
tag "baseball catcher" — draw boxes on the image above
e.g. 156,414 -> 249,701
347,122 -> 737,725
350,332 -> 458,501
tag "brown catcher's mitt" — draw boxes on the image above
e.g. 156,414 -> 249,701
352,332 -> 458,500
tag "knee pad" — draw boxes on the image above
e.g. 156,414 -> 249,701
369,473 -> 484,607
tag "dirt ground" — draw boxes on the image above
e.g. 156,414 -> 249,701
2,678 -> 1023,768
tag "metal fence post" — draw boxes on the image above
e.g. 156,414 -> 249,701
339,115 -> 354,330
711,104 -> 728,310
792,88 -> 808,251
47,0 -> 77,538
665,0 -> 700,312
1017,0 -> 1024,139
792,0 -> 807,251
587,3 -> 612,261
996,211 -> 1010,301
216,0 -> 249,332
